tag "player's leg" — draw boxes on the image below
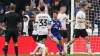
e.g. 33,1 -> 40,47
42,35 -> 47,56
40,43 -> 46,56
3,31 -> 11,56
57,35 -> 66,56
62,30 -> 69,54
30,35 -> 40,55
30,45 -> 41,56
84,37 -> 92,54
37,35 -> 47,56
81,29 -> 92,54
52,36 -> 63,53
67,29 -> 80,49
32,35 -> 38,43
12,31 -> 18,56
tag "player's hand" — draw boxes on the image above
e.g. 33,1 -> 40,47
1,27 -> 6,31
73,19 -> 76,21
86,20 -> 90,23
18,31 -> 21,35
49,33 -> 53,37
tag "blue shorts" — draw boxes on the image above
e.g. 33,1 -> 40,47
49,34 -> 62,40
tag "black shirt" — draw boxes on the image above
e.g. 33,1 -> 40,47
3,12 -> 21,31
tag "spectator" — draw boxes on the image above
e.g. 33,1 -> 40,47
0,8 -> 4,23
37,0 -> 48,14
25,6 -> 33,18
28,14 -> 36,36
74,1 -> 81,16
50,0 -> 61,17
30,3 -> 37,15
0,0 -> 10,12
34,0 -> 40,8
51,0 -> 60,11
60,0 -> 71,14
22,15 -> 30,36
44,0 -> 53,6
13,0 -> 26,14
0,8 -> 4,35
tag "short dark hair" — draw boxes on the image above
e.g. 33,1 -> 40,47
53,10 -> 58,14
60,6 -> 67,9
40,5 -> 45,11
9,3 -> 16,10
81,3 -> 87,8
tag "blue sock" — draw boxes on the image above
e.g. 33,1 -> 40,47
57,44 -> 62,52
61,45 -> 63,50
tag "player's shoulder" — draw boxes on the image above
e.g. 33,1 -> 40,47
36,13 -> 50,17
77,10 -> 84,14
4,12 -> 20,17
58,13 -> 63,16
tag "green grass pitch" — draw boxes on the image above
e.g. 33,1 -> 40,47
0,54 -> 100,56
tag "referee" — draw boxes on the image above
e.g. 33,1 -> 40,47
3,4 -> 21,56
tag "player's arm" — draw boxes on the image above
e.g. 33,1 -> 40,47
59,21 -> 64,30
64,14 -> 75,23
17,15 -> 22,34
48,21 -> 53,37
0,26 -> 6,30
48,27 -> 53,37
60,26 -> 64,30
48,15 -> 53,35
77,18 -> 90,23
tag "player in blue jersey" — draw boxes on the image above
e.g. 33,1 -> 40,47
48,10 -> 65,56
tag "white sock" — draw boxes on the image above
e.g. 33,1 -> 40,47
40,44 -> 46,56
32,45 -> 40,54
41,48 -> 46,56
66,42 -> 71,47
86,42 -> 92,54
64,42 -> 67,54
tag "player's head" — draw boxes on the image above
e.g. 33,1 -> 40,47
9,3 -> 16,11
40,5 -> 45,12
60,6 -> 67,13
53,10 -> 58,20
81,3 -> 88,10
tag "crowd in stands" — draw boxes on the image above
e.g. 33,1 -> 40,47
0,0 -> 100,36
0,0 -> 71,36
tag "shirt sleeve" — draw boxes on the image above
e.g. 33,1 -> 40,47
48,15 -> 52,22
48,15 -> 52,25
57,14 -> 62,21
76,12 -> 82,19
35,15 -> 39,23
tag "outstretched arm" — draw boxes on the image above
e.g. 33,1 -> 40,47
0,26 -> 6,30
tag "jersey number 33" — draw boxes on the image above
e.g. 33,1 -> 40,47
39,19 -> 48,26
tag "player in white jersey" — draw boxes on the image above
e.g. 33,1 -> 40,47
58,6 -> 73,54
30,5 -> 51,56
67,4 -> 92,55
